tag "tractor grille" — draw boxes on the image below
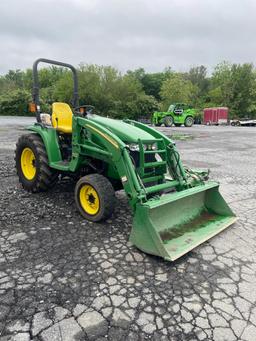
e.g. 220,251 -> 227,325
129,139 -> 167,187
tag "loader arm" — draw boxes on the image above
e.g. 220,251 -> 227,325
73,116 -> 149,209
124,119 -> 189,186
122,120 -> 236,261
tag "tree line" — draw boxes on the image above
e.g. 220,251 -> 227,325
0,61 -> 256,119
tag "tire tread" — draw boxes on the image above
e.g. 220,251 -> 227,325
75,174 -> 115,222
15,133 -> 58,192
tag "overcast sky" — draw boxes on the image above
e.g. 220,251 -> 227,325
0,0 -> 255,75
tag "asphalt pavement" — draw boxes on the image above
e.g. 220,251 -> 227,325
0,117 -> 256,341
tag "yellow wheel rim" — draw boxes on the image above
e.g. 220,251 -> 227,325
20,147 -> 36,180
79,184 -> 100,215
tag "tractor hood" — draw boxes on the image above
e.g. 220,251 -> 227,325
88,115 -> 155,143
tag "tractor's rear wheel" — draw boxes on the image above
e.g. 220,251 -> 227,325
163,116 -> 173,127
15,134 -> 59,192
75,174 -> 115,222
184,116 -> 194,127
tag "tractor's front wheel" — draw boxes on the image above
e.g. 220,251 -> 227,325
163,116 -> 173,127
15,134 -> 59,192
75,174 -> 115,222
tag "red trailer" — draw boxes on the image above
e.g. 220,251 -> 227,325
203,107 -> 228,125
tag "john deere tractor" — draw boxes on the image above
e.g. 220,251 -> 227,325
153,103 -> 196,127
15,59 -> 236,262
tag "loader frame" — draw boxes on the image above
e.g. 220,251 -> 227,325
20,58 -> 236,262
28,115 -> 195,211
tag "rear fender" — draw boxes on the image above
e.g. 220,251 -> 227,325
160,112 -> 172,122
153,112 -> 165,123
27,125 -> 62,163
185,109 -> 196,117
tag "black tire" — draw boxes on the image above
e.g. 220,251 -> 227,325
174,123 -> 182,127
75,174 -> 115,222
15,134 -> 59,192
163,116 -> 173,127
155,123 -> 161,127
184,116 -> 194,127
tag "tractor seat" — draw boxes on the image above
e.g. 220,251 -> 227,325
52,102 -> 73,133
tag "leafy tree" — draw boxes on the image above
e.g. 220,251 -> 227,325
126,68 -> 145,83
185,65 -> 210,98
210,61 -> 232,107
52,71 -> 74,105
127,68 -> 172,100
53,64 -> 156,119
229,63 -> 256,117
5,70 -> 24,88
0,89 -> 31,116
160,73 -> 199,110
1,60 -> 256,119
210,62 -> 256,117
141,72 -> 167,100
206,86 -> 223,107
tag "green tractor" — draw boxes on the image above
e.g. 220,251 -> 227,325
15,59 -> 236,262
153,103 -> 196,127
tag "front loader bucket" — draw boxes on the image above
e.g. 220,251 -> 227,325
130,182 -> 237,261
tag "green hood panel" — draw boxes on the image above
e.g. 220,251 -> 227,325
88,115 -> 155,142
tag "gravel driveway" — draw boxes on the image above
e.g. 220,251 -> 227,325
0,118 -> 256,341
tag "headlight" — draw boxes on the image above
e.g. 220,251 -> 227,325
145,143 -> 158,151
128,143 -> 147,151
128,143 -> 140,151
151,143 -> 157,150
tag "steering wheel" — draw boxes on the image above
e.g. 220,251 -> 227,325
74,105 -> 95,116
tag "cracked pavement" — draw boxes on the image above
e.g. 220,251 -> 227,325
0,117 -> 256,340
